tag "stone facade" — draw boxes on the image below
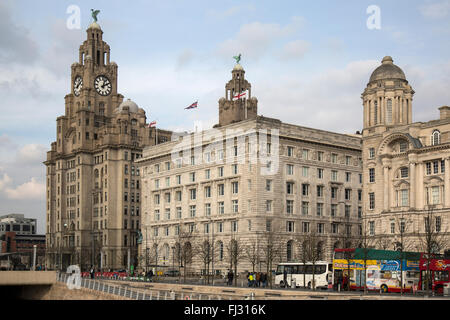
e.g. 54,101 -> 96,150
362,56 -> 450,253
44,22 -> 171,271
138,64 -> 363,275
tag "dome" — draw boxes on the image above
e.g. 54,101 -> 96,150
369,56 -> 406,82
118,99 -> 139,113
87,22 -> 102,31
233,63 -> 244,71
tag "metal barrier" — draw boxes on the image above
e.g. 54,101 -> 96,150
56,272 -> 245,300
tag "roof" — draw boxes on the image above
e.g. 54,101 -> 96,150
369,56 -> 406,82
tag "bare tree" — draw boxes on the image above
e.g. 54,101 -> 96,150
175,227 -> 196,283
299,227 -> 322,290
196,237 -> 215,284
245,238 -> 260,273
414,205 -> 450,295
261,222 -> 282,289
225,235 -> 245,287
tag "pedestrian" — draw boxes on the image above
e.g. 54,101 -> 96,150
247,273 -> 251,287
261,273 -> 267,288
256,272 -> 261,287
228,270 -> 234,286
90,266 -> 94,279
283,269 -> 287,288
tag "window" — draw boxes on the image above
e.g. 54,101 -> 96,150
232,181 -> 239,194
317,168 -> 324,179
331,204 -> 337,217
369,193 -> 375,210
189,172 -> 195,182
286,200 -> 294,215
358,190 -> 362,201
190,188 -> 197,200
399,141 -> 408,153
346,172 -> 351,182
332,223 -> 338,234
331,170 -> 338,182
429,186 -> 440,205
232,164 -> 238,175
346,156 -> 352,166
155,179 -> 159,189
399,189 -> 409,207
331,187 -> 338,199
286,221 -> 295,233
345,205 -> 351,218
176,207 -> 182,219
218,222 -> 223,233
205,186 -> 211,198
218,184 -> 224,196
286,182 -> 294,194
165,208 -> 170,220
374,101 -> 378,124
390,222 -> 395,234
317,151 -> 324,161
165,192 -> 171,203
302,222 -> 310,233
369,221 -> 375,236
369,168 -> 375,183
302,184 -> 309,196
331,153 -> 338,164
400,167 -> 409,178
358,206 -> 362,218
431,130 -> 441,146
176,175 -> 181,185
302,167 -> 309,177
232,200 -> 239,213
436,216 -> 441,232
218,167 -> 224,177
369,148 -> 375,159
345,189 -> 351,200
317,223 -> 324,234
189,205 -> 196,217
302,202 -> 309,215
176,191 -> 182,201
165,177 -> 170,187
317,203 -> 323,216
266,180 -> 272,191
386,99 -> 392,124
205,169 -> 210,179
286,164 -> 294,175
165,161 -> 171,171
266,200 -> 272,212
287,146 -> 294,157
205,203 -> 211,216
317,185 -> 323,197
231,221 -> 238,232
218,202 -> 224,214
302,149 -> 309,160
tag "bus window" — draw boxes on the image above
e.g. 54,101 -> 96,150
328,264 -> 333,272
380,271 -> 392,279
434,271 -> 449,282
315,265 -> 326,274
406,271 -> 420,279
297,265 -> 305,274
305,265 -> 313,274
276,265 -> 284,275
291,265 -> 298,274
285,266 -> 293,274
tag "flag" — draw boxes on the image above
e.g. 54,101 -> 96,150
232,90 -> 247,101
185,101 -> 198,109
147,121 -> 156,128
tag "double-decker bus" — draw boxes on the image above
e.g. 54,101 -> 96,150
332,248 -> 421,293
419,253 -> 450,295
275,262 -> 332,289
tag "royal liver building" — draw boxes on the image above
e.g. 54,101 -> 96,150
44,18 -> 171,271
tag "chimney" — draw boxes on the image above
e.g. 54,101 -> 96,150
439,106 -> 450,120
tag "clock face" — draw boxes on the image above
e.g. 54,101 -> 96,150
94,75 -> 112,96
74,76 -> 83,96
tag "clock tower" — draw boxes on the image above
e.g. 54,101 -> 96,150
45,18 -> 172,272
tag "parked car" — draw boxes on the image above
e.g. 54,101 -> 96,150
164,269 -> 180,277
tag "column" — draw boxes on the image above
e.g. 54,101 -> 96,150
382,159 -> 391,211
409,161 -> 416,209
445,158 -> 450,207
417,162 -> 425,209
397,96 -> 402,124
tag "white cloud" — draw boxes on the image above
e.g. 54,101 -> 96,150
0,173 -> 12,190
206,4 -> 256,20
279,40 -> 310,60
4,177 -> 45,200
215,17 -> 305,61
16,144 -> 48,165
420,0 -> 450,18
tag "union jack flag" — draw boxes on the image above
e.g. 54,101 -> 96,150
185,101 -> 198,109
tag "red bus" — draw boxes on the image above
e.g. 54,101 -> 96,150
419,254 -> 450,295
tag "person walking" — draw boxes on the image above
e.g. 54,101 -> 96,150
283,269 -> 287,288
256,272 -> 261,287
227,270 -> 234,286
90,266 -> 94,279
261,273 -> 267,288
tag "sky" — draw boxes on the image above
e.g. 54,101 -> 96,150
0,0 -> 450,234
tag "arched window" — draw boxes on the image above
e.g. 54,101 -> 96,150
94,169 -> 99,178
431,130 -> 440,146
287,240 -> 294,262
386,99 -> 392,124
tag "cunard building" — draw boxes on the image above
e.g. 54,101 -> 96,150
44,19 -> 171,271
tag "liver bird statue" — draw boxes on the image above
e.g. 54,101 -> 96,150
233,54 -> 241,65
91,9 -> 100,22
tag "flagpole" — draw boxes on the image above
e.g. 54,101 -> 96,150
245,93 -> 247,120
